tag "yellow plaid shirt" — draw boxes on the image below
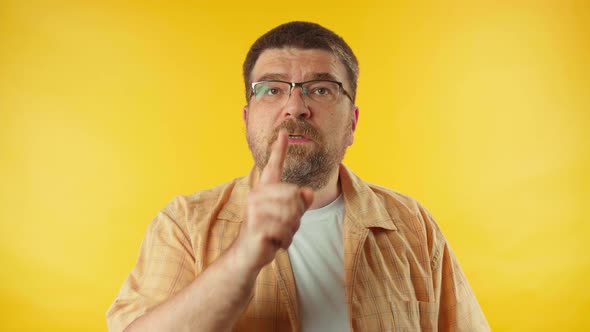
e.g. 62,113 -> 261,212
107,165 -> 490,331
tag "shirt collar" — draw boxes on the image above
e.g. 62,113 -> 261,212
338,164 -> 397,231
217,164 -> 405,231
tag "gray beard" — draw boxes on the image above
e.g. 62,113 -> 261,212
279,144 -> 337,190
247,119 -> 347,190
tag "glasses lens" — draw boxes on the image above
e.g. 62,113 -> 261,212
252,81 -> 290,102
302,81 -> 340,104
251,80 -> 343,105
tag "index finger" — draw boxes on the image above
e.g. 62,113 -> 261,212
260,130 -> 288,185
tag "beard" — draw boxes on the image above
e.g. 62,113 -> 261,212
247,118 -> 349,190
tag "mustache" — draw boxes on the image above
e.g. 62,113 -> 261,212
269,119 -> 321,143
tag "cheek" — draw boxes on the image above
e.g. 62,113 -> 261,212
333,113 -> 354,145
328,111 -> 351,132
247,113 -> 273,141
248,108 -> 275,128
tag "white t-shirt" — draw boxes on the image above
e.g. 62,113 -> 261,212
287,195 -> 351,332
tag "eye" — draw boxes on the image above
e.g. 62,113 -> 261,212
254,82 -> 288,98
305,81 -> 339,98
311,86 -> 334,96
267,87 -> 281,95
314,87 -> 330,95
260,82 -> 287,96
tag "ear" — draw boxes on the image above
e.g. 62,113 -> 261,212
243,106 -> 249,125
351,106 -> 359,132
347,106 -> 359,146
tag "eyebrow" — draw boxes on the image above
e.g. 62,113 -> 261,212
309,72 -> 339,81
254,72 -> 341,82
255,73 -> 288,81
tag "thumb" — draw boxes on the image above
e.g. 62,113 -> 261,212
299,188 -> 315,210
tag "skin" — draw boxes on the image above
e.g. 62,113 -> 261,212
245,48 -> 359,209
124,48 -> 359,331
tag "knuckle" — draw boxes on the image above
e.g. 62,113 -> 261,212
247,190 -> 259,203
281,238 -> 292,249
248,208 -> 267,224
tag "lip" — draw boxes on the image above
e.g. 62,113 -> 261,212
287,134 -> 312,144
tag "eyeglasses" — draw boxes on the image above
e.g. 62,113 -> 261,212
249,80 -> 353,105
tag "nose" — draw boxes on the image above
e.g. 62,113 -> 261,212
283,86 -> 311,119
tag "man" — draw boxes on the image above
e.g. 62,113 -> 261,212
107,21 -> 490,331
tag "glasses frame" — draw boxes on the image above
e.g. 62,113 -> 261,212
249,79 -> 354,104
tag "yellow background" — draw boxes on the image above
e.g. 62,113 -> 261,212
1,1 -> 588,331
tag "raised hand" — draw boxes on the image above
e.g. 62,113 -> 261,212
232,130 -> 314,273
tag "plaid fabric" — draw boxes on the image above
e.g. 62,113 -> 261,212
107,165 -> 490,332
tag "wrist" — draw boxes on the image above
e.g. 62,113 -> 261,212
224,242 -> 261,286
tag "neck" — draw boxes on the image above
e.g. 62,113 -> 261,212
306,166 -> 341,210
252,165 -> 342,210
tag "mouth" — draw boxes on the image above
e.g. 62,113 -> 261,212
287,134 -> 312,144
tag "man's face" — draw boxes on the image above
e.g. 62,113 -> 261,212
243,48 -> 359,189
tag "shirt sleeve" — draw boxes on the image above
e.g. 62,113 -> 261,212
425,208 -> 491,332
106,197 -> 196,332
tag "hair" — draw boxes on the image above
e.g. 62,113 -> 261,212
243,21 -> 359,102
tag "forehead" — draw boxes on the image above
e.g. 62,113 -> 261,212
251,48 -> 347,82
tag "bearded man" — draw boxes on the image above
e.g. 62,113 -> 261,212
107,21 -> 490,332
